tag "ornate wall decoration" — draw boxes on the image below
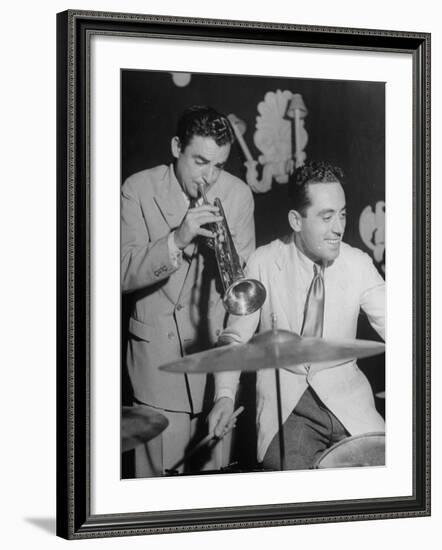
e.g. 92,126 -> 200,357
359,201 -> 386,273
286,93 -> 308,169
228,91 -> 308,193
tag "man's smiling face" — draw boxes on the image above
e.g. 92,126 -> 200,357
290,181 -> 347,264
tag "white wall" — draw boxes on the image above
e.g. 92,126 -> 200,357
2,1 -> 440,548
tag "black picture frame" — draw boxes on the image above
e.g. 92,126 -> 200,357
56,9 -> 431,540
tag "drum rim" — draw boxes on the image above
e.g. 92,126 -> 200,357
313,431 -> 386,469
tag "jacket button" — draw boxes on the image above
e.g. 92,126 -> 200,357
176,304 -> 183,311
167,332 -> 175,339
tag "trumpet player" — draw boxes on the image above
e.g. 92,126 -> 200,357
121,106 -> 256,477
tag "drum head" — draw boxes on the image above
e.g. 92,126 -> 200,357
313,432 -> 385,469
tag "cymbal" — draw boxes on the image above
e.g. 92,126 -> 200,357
160,329 -> 385,375
121,406 -> 169,452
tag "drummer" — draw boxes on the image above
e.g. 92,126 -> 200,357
208,161 -> 385,470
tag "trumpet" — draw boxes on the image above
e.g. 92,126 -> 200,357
197,182 -> 266,316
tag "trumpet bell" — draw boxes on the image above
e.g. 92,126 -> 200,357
223,277 -> 267,316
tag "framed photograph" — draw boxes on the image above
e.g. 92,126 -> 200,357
56,10 -> 430,539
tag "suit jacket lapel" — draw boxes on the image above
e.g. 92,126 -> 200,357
153,165 -> 197,304
153,165 -> 188,230
269,238 -> 304,333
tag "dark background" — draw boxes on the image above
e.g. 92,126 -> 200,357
121,69 -> 385,474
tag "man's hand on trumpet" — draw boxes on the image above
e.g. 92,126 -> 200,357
174,204 -> 222,249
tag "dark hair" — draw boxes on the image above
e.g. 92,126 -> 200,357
176,106 -> 235,149
288,160 -> 344,215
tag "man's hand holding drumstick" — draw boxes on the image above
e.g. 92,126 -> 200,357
167,405 -> 244,474
208,398 -> 243,439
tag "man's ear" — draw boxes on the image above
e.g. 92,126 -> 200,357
171,136 -> 181,159
288,209 -> 303,232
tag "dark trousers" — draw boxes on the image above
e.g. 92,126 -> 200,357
263,386 -> 349,470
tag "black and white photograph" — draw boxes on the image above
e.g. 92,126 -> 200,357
3,0 -> 441,547
54,7 -> 431,541
120,70 -> 386,479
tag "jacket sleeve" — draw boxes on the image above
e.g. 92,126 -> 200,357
229,185 -> 256,265
359,253 -> 386,340
121,178 -> 180,293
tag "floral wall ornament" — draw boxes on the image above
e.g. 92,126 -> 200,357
254,90 -> 292,186
359,201 -> 386,273
254,90 -> 308,185
228,91 -> 309,194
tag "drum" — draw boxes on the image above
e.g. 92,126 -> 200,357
313,432 -> 385,469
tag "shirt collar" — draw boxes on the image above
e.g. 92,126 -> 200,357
291,235 -> 327,278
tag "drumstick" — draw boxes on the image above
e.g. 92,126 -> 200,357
166,406 -> 244,473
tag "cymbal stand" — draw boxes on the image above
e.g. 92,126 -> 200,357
272,314 -> 286,471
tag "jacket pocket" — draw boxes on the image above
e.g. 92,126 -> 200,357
128,317 -> 158,342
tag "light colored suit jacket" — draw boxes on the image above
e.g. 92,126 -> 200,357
121,164 -> 255,412
215,236 -> 385,461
